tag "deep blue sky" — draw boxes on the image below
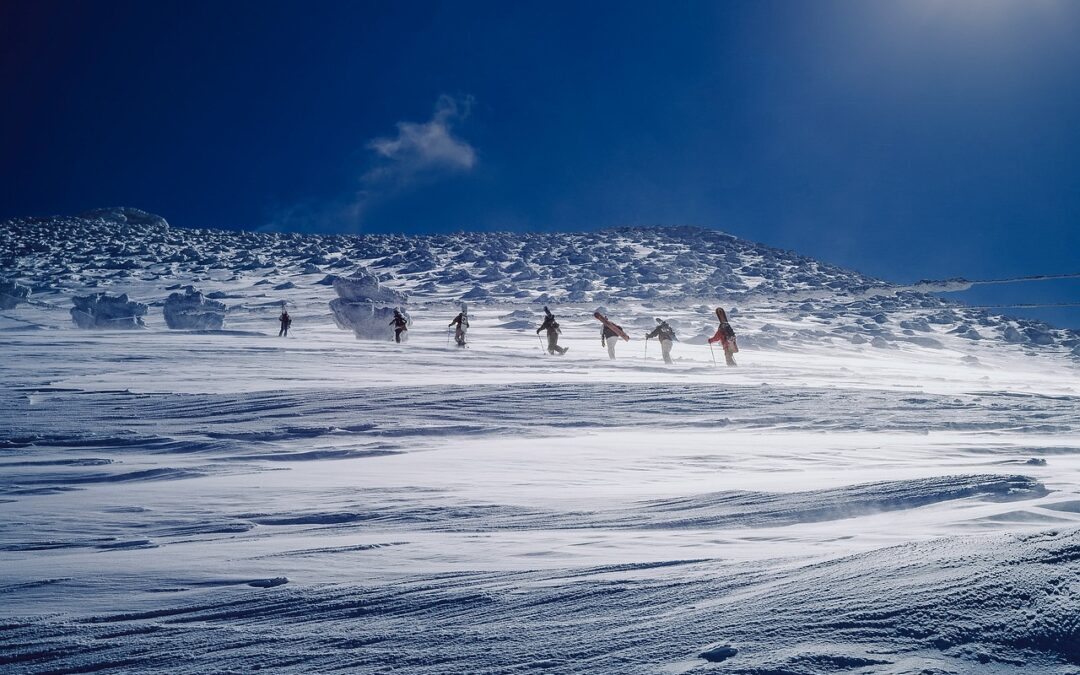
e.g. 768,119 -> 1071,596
2,0 -> 1078,325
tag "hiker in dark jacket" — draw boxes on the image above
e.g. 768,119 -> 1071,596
389,309 -> 408,344
449,305 -> 469,348
707,307 -> 738,366
594,311 -> 626,360
645,318 -> 677,365
536,306 -> 567,355
278,309 -> 292,337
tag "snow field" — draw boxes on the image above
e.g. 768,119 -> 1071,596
2,210 -> 1080,672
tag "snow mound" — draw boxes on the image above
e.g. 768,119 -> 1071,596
162,287 -> 227,330
329,268 -> 409,341
1,280 -> 31,309
70,293 -> 148,329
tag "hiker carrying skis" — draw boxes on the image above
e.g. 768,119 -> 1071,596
389,309 -> 408,344
594,311 -> 626,360
645,317 -> 677,365
708,307 -> 738,366
537,306 -> 567,355
278,309 -> 292,337
449,304 -> 469,348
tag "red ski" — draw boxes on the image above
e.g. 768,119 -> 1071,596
593,312 -> 630,341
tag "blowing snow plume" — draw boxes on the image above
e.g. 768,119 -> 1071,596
267,95 -> 477,233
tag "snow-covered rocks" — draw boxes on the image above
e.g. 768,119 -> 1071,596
70,292 -> 148,329
332,268 -> 406,305
0,280 -> 31,309
162,287 -> 227,330
329,268 -> 409,340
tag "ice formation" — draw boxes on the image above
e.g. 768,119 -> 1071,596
0,280 -> 30,309
328,267 -> 409,340
70,292 -> 148,329
162,287 -> 227,330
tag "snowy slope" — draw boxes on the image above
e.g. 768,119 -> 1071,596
2,208 -> 1080,673
3,207 -> 1076,355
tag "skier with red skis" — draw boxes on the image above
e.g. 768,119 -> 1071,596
593,310 -> 629,360
537,306 -> 567,355
645,317 -> 677,365
707,307 -> 738,366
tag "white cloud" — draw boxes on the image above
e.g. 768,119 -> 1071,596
266,95 -> 476,233
364,94 -> 477,184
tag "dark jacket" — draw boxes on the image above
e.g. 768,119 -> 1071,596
647,322 -> 676,342
450,313 -> 469,329
390,314 -> 408,330
537,315 -> 560,335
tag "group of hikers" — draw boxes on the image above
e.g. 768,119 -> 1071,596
278,305 -> 738,366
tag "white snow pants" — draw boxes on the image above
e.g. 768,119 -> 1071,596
606,338 -> 617,360
660,338 -> 673,364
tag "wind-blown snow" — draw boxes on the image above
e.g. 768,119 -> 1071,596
2,208 -> 1079,673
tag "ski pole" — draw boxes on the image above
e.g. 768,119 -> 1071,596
644,337 -> 648,361
447,326 -> 451,347
537,334 -> 545,352
708,341 -> 717,367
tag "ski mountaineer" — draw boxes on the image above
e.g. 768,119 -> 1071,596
278,309 -> 292,337
645,317 -> 677,365
449,304 -> 469,348
708,307 -> 738,366
593,311 -> 629,360
389,309 -> 408,344
537,306 -> 568,355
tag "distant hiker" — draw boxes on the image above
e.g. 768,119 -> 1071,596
593,311 -> 629,360
708,307 -> 738,366
537,306 -> 568,355
449,304 -> 469,348
389,309 -> 408,344
645,317 -> 677,365
278,309 -> 292,337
